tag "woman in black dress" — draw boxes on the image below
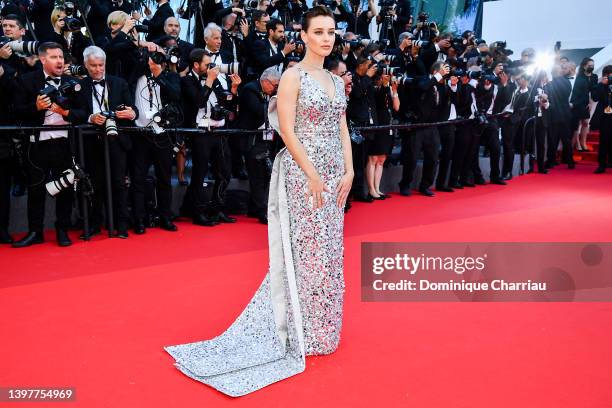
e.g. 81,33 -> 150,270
572,58 -> 598,152
366,72 -> 399,199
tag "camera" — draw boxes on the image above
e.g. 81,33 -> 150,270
376,63 -> 399,76
285,31 -> 304,46
61,17 -> 82,32
99,111 -> 119,137
68,64 -> 87,76
412,39 -> 429,48
210,104 -> 233,121
39,78 -> 81,109
208,62 -> 240,75
397,74 -> 415,86
319,0 -> 338,10
0,36 -> 39,57
45,163 -> 93,197
451,69 -> 482,80
417,12 -> 428,22
152,104 -> 182,127
482,74 -> 499,84
63,1 -> 76,16
134,24 -> 149,32
474,111 -> 488,126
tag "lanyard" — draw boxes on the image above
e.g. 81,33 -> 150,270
93,83 -> 108,112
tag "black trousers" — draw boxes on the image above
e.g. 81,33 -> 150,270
131,134 -> 174,220
473,120 -> 502,181
188,131 -> 231,216
245,135 -> 273,218
548,120 -> 574,165
0,155 -> 10,230
500,118 -> 515,176
436,124 -> 455,188
400,127 -> 440,190
450,123 -> 478,184
598,118 -> 612,168
26,137 -> 73,232
83,135 -> 129,229
350,137 -> 367,197
524,118 -> 547,172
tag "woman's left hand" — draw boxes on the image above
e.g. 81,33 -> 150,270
335,171 -> 354,209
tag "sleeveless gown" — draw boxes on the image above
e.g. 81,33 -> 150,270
164,67 -> 348,397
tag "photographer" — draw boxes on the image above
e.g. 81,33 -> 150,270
86,0 -> 134,43
347,55 -> 377,202
243,10 -> 270,80
162,16 -> 194,74
219,11 -> 247,64
387,31 -> 426,77
180,48 -> 238,226
252,18 -> 295,76
49,6 -> 92,66
400,61 -> 447,197
72,46 -> 138,238
132,0 -> 174,42
1,14 -> 39,75
12,42 -> 86,248
130,42 -> 181,234
355,0 -> 378,39
339,32 -> 362,72
237,67 -> 281,224
0,61 -> 15,244
419,32 -> 451,72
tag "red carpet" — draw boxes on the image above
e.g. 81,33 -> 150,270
1,164 -> 611,407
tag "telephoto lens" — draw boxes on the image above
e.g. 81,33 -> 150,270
105,117 -> 118,137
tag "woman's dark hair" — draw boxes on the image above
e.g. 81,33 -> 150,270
602,65 -> 612,77
301,5 -> 335,33
578,57 -> 594,75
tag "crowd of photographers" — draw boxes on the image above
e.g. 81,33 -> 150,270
0,0 -> 611,248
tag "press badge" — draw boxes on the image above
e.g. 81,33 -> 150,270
263,129 -> 274,141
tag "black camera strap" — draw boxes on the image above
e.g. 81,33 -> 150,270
92,83 -> 108,112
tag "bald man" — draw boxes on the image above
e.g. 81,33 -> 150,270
162,16 -> 194,73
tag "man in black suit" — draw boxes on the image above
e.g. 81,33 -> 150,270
546,62 -> 575,169
242,10 -> 270,82
86,0 -> 134,44
180,48 -> 239,226
251,18 -> 295,76
237,67 -> 281,224
71,45 -> 138,238
0,61 -> 15,244
591,66 -> 612,174
401,61 -> 448,197
163,16 -> 194,73
133,0 -> 174,42
12,42 -> 86,248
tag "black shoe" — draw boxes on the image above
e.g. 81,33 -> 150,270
538,169 -> 549,174
399,186 -> 412,196
193,214 -> 218,227
594,167 -> 606,174
0,229 -> 13,244
134,220 -> 146,235
475,177 -> 486,185
216,212 -> 237,223
367,193 -> 385,200
116,227 -> 129,239
418,187 -> 435,197
79,226 -> 101,240
378,193 -> 391,199
56,229 -> 72,247
461,180 -> 476,187
353,194 -> 374,203
490,178 -> 507,185
503,173 -> 513,181
257,216 -> 268,225
450,181 -> 464,189
160,217 -> 178,231
568,163 -> 576,169
12,231 -> 44,248
436,185 -> 454,192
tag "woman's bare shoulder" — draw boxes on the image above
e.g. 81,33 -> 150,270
280,66 -> 301,83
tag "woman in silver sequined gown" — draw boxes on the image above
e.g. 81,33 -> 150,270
164,7 -> 355,397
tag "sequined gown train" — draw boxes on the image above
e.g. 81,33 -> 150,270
164,67 -> 348,397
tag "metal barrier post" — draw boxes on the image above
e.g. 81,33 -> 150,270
76,127 -> 90,240
103,133 -> 115,237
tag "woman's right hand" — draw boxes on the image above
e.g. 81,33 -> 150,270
305,173 -> 331,210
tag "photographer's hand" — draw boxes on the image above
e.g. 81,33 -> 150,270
132,11 -> 142,20
0,44 -> 12,59
50,103 -> 69,117
116,107 -> 136,120
499,71 -> 509,86
148,57 -> 163,77
240,19 -> 249,37
436,38 -> 451,49
205,67 -> 220,87
36,95 -> 52,111
122,17 -> 136,34
144,5 -> 152,17
282,41 -> 296,55
89,113 -> 107,125
366,64 -> 377,77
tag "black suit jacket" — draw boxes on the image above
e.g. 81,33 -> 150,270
180,72 -> 227,127
236,80 -> 267,130
70,75 -> 139,150
252,39 -> 285,76
415,75 -> 449,123
547,76 -> 572,124
570,73 -> 598,109
590,83 -> 611,131
144,2 -> 175,41
13,70 -> 86,136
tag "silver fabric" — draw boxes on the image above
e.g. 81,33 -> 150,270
164,67 -> 347,397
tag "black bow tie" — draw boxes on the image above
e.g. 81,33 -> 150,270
93,79 -> 106,87
209,51 -> 219,57
568,76 -> 575,80
46,76 -> 60,85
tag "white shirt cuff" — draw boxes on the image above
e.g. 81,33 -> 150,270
468,79 -> 479,88
433,72 -> 443,82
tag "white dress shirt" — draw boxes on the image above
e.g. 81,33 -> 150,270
134,74 -> 162,128
39,70 -> 69,141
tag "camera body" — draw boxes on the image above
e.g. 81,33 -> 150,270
153,103 -> 182,127
39,78 -> 81,109
61,16 -> 82,32
68,64 -> 87,76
